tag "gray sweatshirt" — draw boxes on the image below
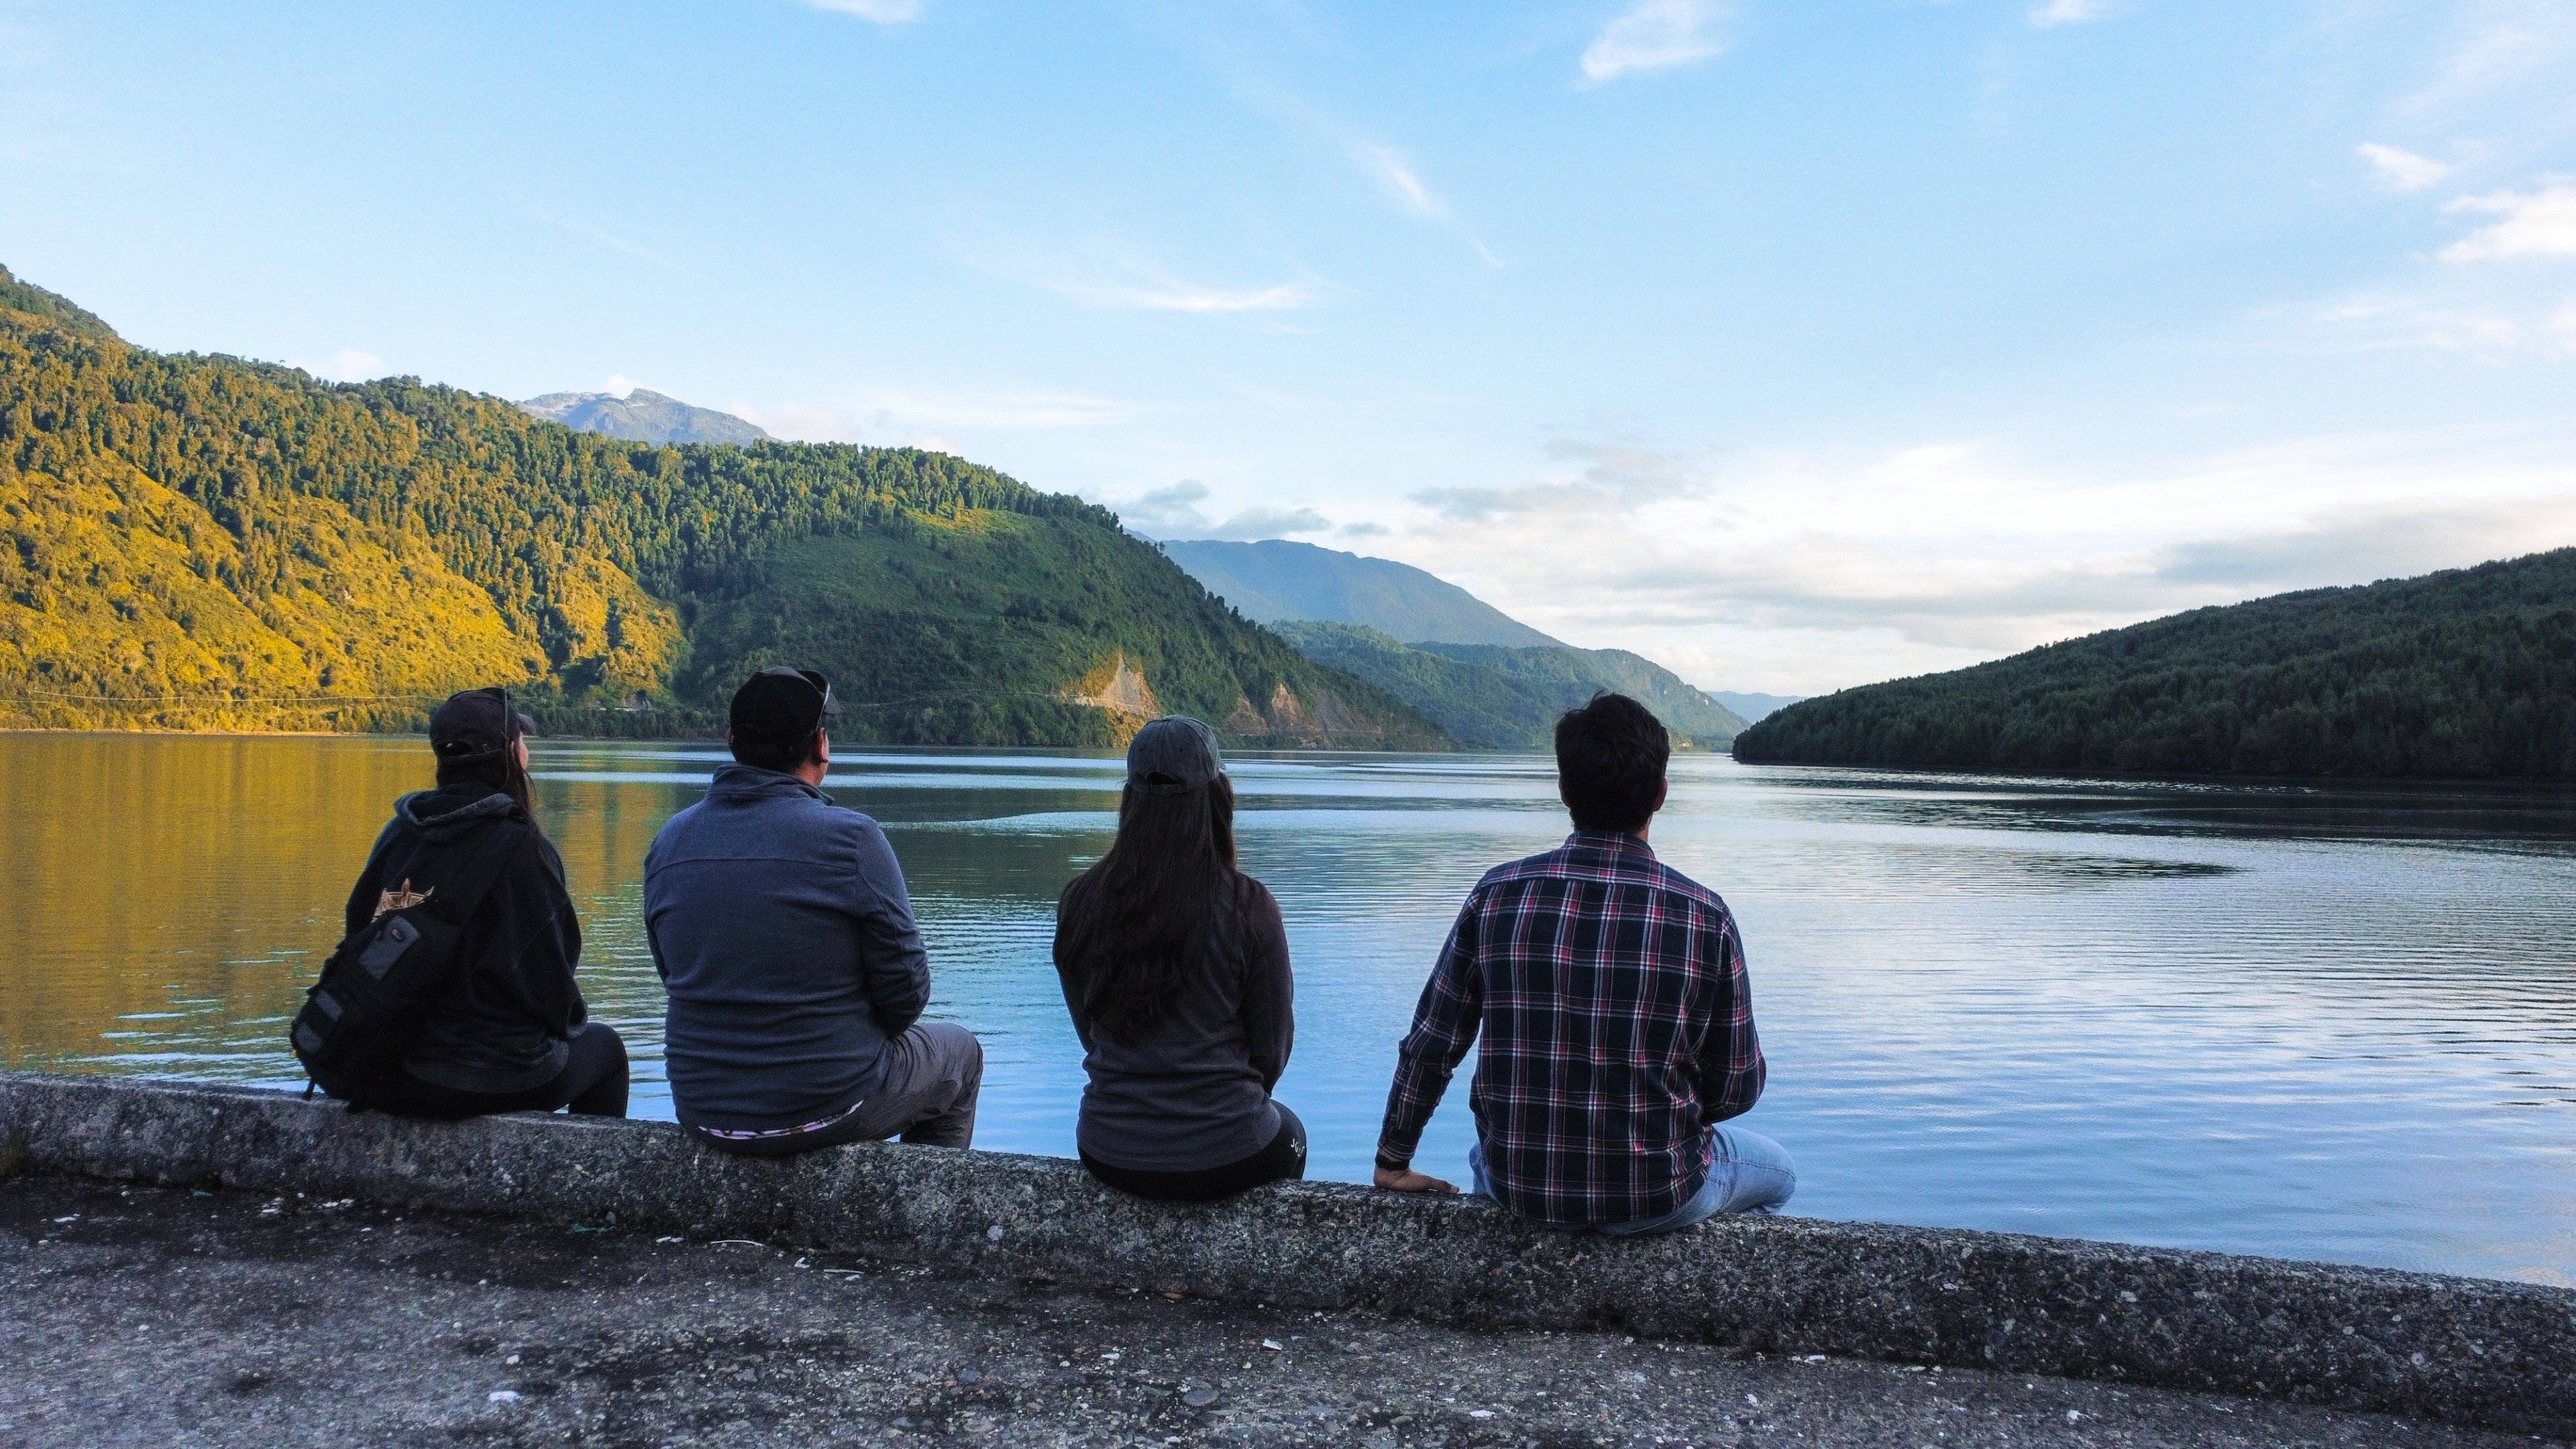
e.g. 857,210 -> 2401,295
1055,871 -> 1295,1172
644,765 -> 930,1132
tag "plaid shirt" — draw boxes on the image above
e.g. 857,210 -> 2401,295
1376,831 -> 1766,1228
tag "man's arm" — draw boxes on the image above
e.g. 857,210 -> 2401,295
1693,912 -> 1766,1123
1373,891 -> 1487,1193
847,820 -> 931,1036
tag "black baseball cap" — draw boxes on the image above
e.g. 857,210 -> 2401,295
1126,715 -> 1224,795
730,665 -> 841,747
429,687 -> 538,761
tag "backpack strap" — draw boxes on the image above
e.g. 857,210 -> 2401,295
443,817 -> 537,928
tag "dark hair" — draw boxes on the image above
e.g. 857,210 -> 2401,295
1057,775 -> 1238,1043
730,724 -> 824,773
435,742 -> 540,828
1554,692 -> 1670,834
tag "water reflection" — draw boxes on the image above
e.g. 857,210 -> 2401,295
4,735 -> 2574,1285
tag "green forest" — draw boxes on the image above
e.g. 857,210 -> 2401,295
1733,549 -> 2576,779
1274,621 -> 1746,749
0,264 -> 1442,747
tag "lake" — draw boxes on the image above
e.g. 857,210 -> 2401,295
4,733 -> 2573,1284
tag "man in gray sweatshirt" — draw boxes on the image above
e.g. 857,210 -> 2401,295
644,667 -> 983,1154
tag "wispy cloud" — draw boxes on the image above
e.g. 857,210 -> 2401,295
992,246 -> 1331,313
1581,0 -> 1729,84
2028,0 -> 2109,28
2357,142 -> 2450,193
531,213 -> 687,273
291,348 -> 386,383
1356,142 -> 1444,219
1113,480 -> 1332,541
790,0 -> 922,22
732,388 -> 1135,447
2442,180 -> 2576,262
1042,273 -> 1327,313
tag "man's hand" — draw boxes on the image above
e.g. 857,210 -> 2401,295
1374,1164 -> 1458,1195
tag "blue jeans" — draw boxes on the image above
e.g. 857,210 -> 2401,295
1468,1126 -> 1796,1234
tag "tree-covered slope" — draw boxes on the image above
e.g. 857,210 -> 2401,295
0,264 -> 1442,747
1161,538 -> 1563,647
1276,621 -> 1745,749
1733,549 -> 2576,779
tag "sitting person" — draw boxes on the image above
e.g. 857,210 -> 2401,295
1372,692 -> 1792,1232
1055,715 -> 1303,1201
337,687 -> 629,1120
645,665 -> 981,1155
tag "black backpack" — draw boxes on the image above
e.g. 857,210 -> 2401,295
291,820 -> 531,1104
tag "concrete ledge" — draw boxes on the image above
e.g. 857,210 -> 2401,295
5,1071 -> 2571,1436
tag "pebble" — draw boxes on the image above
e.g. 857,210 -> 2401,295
1182,1387 -> 1221,1409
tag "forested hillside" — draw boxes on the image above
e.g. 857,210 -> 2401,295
1277,622 -> 1746,749
0,264 -> 1442,747
1733,549 -> 2576,778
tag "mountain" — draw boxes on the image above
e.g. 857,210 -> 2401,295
1277,623 -> 1749,750
1733,549 -> 2576,779
1714,692 -> 1803,724
519,388 -> 771,445
0,264 -> 1444,749
1160,538 -> 1562,647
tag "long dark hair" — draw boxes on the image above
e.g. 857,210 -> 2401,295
434,741 -> 540,829
1059,775 -> 1237,1042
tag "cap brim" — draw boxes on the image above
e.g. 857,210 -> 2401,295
513,710 -> 541,739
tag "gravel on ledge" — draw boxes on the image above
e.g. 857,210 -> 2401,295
2,1175 -> 2560,1449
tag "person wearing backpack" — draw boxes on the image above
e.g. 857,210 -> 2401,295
313,687 -> 628,1119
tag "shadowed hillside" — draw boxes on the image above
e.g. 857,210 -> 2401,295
1733,549 -> 2576,779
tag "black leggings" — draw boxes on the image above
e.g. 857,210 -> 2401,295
1081,1104 -> 1306,1203
375,1022 -> 631,1120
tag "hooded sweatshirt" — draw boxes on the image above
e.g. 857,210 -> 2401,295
341,786 -> 586,1094
643,764 -> 932,1132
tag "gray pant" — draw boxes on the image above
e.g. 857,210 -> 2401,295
690,1022 -> 983,1157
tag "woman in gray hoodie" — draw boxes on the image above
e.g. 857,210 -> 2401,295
1053,716 -> 1300,1201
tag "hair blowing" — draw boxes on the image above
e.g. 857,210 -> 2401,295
1057,775 -> 1238,1044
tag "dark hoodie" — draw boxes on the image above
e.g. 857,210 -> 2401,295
341,785 -> 586,1095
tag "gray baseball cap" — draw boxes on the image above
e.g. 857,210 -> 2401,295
1126,716 -> 1225,795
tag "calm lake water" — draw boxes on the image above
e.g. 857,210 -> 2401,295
5,734 -> 2574,1283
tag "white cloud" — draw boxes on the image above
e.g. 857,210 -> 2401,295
1112,481 -> 1332,541
2357,142 -> 2449,193
792,0 -> 922,21
292,348 -> 384,382
2442,180 -> 2576,262
732,388 -> 1134,447
1356,142 -> 1444,219
2028,0 -> 2108,29
1373,425 -> 2576,694
1040,273 -> 1327,313
1581,0 -> 1729,83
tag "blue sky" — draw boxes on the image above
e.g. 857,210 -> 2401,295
4,1 -> 2573,693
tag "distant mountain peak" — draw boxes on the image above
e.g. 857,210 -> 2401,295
1160,537 -> 1564,649
519,388 -> 770,446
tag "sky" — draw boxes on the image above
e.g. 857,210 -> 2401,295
3,1 -> 2574,695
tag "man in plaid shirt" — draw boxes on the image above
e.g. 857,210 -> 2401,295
1373,693 -> 1794,1232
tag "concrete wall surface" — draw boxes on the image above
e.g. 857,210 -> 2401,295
4,1070 -> 2571,1435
